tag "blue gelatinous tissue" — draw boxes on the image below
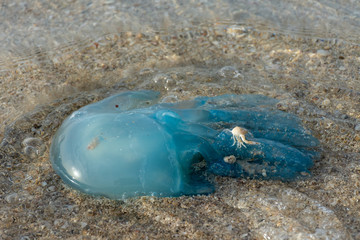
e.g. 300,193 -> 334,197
50,90 -> 319,199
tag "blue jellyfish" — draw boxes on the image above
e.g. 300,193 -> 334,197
50,90 -> 319,199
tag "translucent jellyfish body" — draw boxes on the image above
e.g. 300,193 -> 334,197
50,90 -> 319,199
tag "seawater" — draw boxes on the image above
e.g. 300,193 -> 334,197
1,0 -> 360,72
1,1 -> 359,239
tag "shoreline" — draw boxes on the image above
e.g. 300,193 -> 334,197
1,26 -> 359,239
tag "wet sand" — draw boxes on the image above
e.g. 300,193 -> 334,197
1,25 -> 360,239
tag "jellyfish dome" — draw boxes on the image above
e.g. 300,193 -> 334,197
50,90 -> 319,199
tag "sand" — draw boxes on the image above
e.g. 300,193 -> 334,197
1,3 -> 360,239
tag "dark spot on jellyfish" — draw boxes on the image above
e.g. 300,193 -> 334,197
115,105 -> 119,108
50,90 -> 319,199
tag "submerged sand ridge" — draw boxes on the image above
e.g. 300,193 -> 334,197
1,24 -> 360,239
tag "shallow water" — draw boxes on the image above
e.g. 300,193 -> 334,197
1,0 -> 360,72
1,1 -> 360,239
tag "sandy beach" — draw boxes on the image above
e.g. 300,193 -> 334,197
1,1 -> 360,239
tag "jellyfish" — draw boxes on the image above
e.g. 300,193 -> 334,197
50,90 -> 319,199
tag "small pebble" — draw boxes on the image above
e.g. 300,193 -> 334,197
226,224 -> 233,231
61,221 -> 69,229
80,222 -> 88,228
290,101 -> 300,107
336,103 -> 343,110
276,101 -> 289,111
5,193 -> 18,203
317,49 -> 330,56
54,219 -> 63,226
223,155 -> 236,164
322,98 -> 331,106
